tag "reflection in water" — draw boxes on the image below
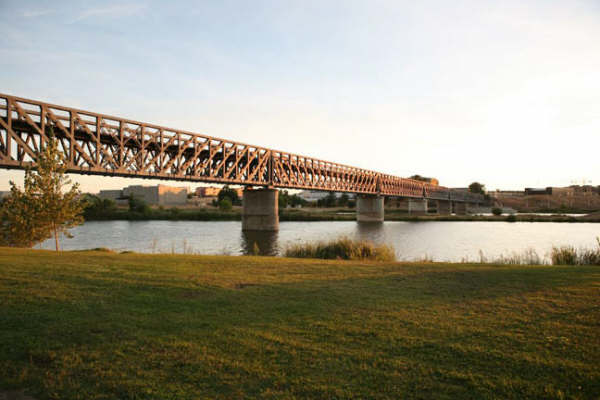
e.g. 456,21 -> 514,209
241,230 -> 279,256
355,221 -> 385,242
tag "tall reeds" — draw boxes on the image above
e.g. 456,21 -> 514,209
551,237 -> 600,265
284,237 -> 395,261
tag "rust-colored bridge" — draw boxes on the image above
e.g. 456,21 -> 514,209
0,93 -> 482,229
0,93 -> 480,200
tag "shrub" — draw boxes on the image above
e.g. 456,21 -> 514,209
551,246 -> 578,265
551,237 -> 600,266
492,207 -> 502,216
506,214 -> 517,222
284,237 -> 395,262
128,195 -> 151,215
218,186 -> 241,206
219,198 -> 232,211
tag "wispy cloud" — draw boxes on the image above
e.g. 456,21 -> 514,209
72,3 -> 146,22
23,9 -> 53,18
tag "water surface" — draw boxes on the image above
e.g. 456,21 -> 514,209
40,220 -> 600,262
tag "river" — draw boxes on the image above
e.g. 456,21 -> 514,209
39,220 -> 600,262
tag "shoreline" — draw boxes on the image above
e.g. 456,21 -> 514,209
83,208 -> 600,223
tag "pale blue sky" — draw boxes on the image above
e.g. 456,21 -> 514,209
1,0 -> 599,192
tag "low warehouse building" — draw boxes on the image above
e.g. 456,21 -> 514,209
122,185 -> 188,206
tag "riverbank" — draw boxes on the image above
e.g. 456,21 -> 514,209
1,248 -> 598,399
84,206 -> 600,222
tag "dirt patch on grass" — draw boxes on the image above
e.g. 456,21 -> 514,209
233,282 -> 258,289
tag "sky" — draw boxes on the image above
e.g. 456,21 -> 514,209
1,0 -> 599,193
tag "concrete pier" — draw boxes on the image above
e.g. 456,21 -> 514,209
408,199 -> 428,215
437,200 -> 452,215
242,188 -> 279,231
356,195 -> 384,222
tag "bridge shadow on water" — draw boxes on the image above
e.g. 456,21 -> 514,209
241,230 -> 279,256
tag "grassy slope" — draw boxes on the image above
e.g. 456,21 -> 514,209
0,249 -> 599,400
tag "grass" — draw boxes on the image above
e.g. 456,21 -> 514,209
284,237 -> 396,261
0,248 -> 599,399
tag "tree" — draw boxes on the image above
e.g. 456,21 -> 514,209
324,192 -> 337,207
288,194 -> 307,208
0,130 -> 85,250
469,182 -> 486,195
218,185 -> 241,206
219,197 -> 232,211
128,194 -> 151,215
83,195 -> 117,219
338,193 -> 349,207
279,190 -> 289,209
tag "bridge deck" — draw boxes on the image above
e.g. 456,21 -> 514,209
0,93 -> 482,202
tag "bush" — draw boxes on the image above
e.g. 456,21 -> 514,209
284,237 -> 395,262
551,238 -> 600,266
218,186 -> 241,206
492,207 -> 502,216
506,214 -> 517,222
128,195 -> 151,215
219,198 -> 232,211
551,246 -> 578,265
83,195 -> 117,218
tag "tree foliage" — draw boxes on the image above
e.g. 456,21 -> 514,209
128,195 -> 151,215
0,130 -> 85,250
218,197 -> 232,211
469,182 -> 486,194
83,195 -> 117,218
279,190 -> 308,208
218,186 -> 241,206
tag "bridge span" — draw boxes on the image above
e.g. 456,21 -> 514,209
0,93 -> 483,230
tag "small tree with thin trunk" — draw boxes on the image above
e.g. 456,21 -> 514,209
0,129 -> 84,250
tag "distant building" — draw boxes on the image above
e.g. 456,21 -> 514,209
549,187 -> 575,196
489,190 -> 524,199
524,187 -> 578,197
98,189 -> 123,201
196,186 -> 221,197
98,184 -> 188,205
570,185 -> 598,196
297,190 -> 346,202
123,185 -> 188,205
525,188 -> 550,196
195,186 -> 243,198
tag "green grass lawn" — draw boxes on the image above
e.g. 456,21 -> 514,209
0,248 -> 598,399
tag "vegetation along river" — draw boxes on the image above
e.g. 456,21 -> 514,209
40,220 -> 600,262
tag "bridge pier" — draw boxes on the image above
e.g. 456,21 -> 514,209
408,199 -> 428,215
242,188 -> 279,231
356,195 -> 384,222
437,200 -> 452,215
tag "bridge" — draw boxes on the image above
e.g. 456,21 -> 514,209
0,93 -> 483,230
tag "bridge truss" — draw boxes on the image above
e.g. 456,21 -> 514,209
0,93 -> 482,203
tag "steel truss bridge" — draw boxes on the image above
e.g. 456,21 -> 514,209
0,93 -> 482,203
